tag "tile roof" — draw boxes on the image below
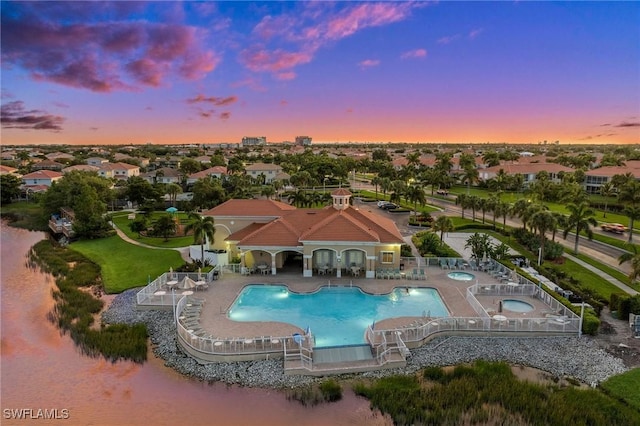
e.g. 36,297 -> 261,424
482,162 -> 573,174
202,199 -> 296,217
22,170 -> 63,179
216,200 -> 404,247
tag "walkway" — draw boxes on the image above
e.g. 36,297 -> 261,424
563,253 -> 638,296
111,222 -> 192,263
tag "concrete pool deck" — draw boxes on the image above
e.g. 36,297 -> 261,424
186,264 -> 550,343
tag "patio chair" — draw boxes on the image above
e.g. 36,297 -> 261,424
411,268 -> 418,280
439,259 -> 450,269
393,269 -> 402,279
418,269 -> 427,280
468,260 -> 478,271
448,258 -> 457,269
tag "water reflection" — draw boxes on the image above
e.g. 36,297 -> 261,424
0,223 -> 390,425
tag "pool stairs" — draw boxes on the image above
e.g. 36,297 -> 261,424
284,343 -> 407,376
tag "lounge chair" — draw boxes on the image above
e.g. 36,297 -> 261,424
419,269 -> 427,280
448,258 -> 457,269
468,260 -> 478,271
410,268 -> 418,280
439,259 -> 449,269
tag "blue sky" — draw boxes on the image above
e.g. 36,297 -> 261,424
1,1 -> 639,145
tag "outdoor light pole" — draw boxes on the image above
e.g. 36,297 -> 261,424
537,247 -> 542,266
578,302 -> 585,338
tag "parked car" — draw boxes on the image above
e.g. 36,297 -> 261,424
601,223 -> 627,234
380,202 -> 399,210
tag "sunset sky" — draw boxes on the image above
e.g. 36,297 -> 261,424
1,1 -> 639,146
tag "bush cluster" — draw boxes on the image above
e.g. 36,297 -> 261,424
31,239 -> 148,363
353,361 -> 640,425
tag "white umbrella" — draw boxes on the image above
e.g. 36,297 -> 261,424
178,276 -> 196,289
198,267 -> 202,282
169,267 -> 174,279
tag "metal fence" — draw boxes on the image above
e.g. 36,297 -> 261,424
136,266 -> 220,307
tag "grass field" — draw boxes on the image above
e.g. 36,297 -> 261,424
71,235 -> 184,293
111,211 -> 195,248
600,368 -> 640,411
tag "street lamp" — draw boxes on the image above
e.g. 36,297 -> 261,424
323,177 -> 328,193
537,247 -> 542,266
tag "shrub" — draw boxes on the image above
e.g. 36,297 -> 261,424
582,312 -> 600,336
319,379 -> 343,402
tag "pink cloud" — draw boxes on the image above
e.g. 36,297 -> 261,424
1,11 -> 219,92
219,112 -> 231,120
359,59 -> 380,69
243,2 -> 421,80
241,48 -> 313,74
401,48 -> 427,59
325,3 -> 415,40
437,34 -> 461,44
1,100 -> 65,131
469,28 -> 483,39
187,95 -> 238,106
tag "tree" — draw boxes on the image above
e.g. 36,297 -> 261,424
618,180 -> 640,243
153,214 -> 177,242
482,151 -> 501,167
261,185 -> 275,200
124,176 -> 158,206
599,182 -> 616,218
370,176 -> 381,200
530,209 -> 556,263
618,245 -> 640,282
456,193 -> 468,219
184,213 -> 216,265
0,174 -> 22,204
40,171 -> 113,239
465,232 -> 492,261
563,201 -> 597,254
432,215 -> 454,241
460,166 -> 479,195
128,217 -> 148,238
166,183 -> 182,206
405,185 -> 425,218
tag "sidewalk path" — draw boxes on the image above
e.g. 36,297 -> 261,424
563,253 -> 638,296
111,222 -> 192,263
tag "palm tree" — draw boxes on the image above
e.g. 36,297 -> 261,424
468,195 -> 481,221
618,244 -> 640,282
288,189 -> 309,207
599,181 -> 616,218
562,201 -> 597,254
184,213 -> 216,265
166,183 -> 182,206
433,215 -> 454,241
618,180 -> 640,243
456,193 -> 468,219
261,185 -> 275,200
530,209 -> 556,264
460,166 -> 479,195
405,185 -> 425,218
370,176 -> 382,200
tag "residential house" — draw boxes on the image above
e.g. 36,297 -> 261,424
202,189 -> 404,278
187,166 -> 228,185
86,157 -> 110,167
584,161 -> 640,194
62,164 -> 100,174
245,162 -> 283,184
479,163 -> 574,186
0,165 -> 20,176
32,159 -> 65,171
141,167 -> 181,184
21,170 -> 63,187
98,162 -> 140,180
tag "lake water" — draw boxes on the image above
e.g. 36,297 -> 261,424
0,222 -> 390,425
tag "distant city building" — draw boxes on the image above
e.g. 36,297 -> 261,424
242,136 -> 267,146
295,136 -> 312,146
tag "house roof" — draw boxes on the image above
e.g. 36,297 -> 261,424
202,199 -> 296,217
482,162 -> 573,175
585,162 -> 640,178
22,170 -> 63,179
189,166 -> 228,179
62,165 -> 99,173
245,162 -> 282,171
212,198 -> 404,247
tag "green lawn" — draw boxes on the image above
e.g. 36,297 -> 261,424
600,368 -> 640,411
111,211 -> 195,248
71,235 -> 184,293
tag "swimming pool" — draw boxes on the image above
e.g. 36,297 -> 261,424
228,285 -> 449,347
447,271 -> 475,281
501,299 -> 534,313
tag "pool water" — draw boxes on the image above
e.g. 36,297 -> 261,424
447,271 -> 475,281
502,299 -> 534,313
228,285 -> 449,347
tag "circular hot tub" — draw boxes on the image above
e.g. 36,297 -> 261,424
447,271 -> 475,281
501,299 -> 534,313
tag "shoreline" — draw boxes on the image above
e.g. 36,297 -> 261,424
103,289 -> 629,389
